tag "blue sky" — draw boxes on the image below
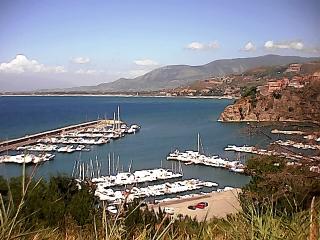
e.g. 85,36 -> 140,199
0,0 -> 319,91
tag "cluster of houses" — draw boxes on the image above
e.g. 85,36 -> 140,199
156,63 -> 320,98
159,75 -> 241,97
258,64 -> 320,96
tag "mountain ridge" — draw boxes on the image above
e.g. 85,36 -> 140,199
41,55 -> 320,92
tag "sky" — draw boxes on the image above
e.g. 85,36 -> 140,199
0,0 -> 319,91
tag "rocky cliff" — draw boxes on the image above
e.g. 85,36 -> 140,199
219,81 -> 320,124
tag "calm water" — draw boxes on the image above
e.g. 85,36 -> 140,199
0,96 -> 269,188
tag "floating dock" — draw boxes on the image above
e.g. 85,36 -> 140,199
0,119 -> 120,153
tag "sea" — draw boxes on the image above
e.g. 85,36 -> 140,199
0,96 -> 277,188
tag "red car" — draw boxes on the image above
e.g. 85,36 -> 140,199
198,202 -> 209,207
188,202 -> 209,210
195,203 -> 206,209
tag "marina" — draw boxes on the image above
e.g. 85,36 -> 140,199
72,157 -> 219,206
167,134 -> 245,173
91,168 -> 183,187
0,120 -> 101,153
0,153 -> 55,164
94,178 -> 219,205
1,106 -> 141,164
0,97 -> 253,189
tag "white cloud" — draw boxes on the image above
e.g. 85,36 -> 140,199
71,57 -> 91,64
264,40 -> 304,50
242,41 -> 256,51
75,69 -> 103,75
134,59 -> 158,66
0,54 -> 66,73
186,41 -> 220,50
186,42 -> 205,50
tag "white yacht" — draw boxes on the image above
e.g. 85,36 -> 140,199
167,133 -> 245,173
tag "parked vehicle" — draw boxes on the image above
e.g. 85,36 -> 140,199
188,205 -> 197,210
198,201 -> 209,207
164,207 -> 175,215
195,203 -> 206,209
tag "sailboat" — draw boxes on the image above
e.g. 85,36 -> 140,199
166,133 -> 207,163
166,133 -> 245,173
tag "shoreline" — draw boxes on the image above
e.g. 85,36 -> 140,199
0,94 -> 237,100
218,119 -> 320,125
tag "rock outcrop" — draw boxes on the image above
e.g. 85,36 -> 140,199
219,81 -> 320,124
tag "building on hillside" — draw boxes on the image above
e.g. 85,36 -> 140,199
257,85 -> 269,96
266,78 -> 289,93
285,63 -> 302,73
311,72 -> 320,81
288,76 -> 304,88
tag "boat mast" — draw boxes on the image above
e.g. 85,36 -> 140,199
71,160 -> 76,178
116,155 -> 120,173
108,153 -> 111,175
197,133 -> 200,153
128,159 -> 133,173
112,153 -> 115,174
79,162 -> 82,180
89,159 -> 94,179
117,105 -> 120,130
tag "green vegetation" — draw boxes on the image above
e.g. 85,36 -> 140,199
241,86 -> 257,98
0,156 -> 319,239
241,86 -> 258,108
242,156 -> 320,214
244,65 -> 288,78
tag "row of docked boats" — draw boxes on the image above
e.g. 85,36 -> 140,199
271,128 -> 320,142
94,178 -> 218,204
272,139 -> 320,150
3,107 -> 141,164
13,118 -> 140,162
16,143 -> 88,153
224,145 -> 320,162
0,153 -> 55,164
91,168 -> 183,187
166,134 -> 245,173
17,123 -> 140,154
154,186 -> 235,204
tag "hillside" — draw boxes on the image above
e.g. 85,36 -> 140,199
161,61 -> 320,97
219,80 -> 320,124
47,55 -> 319,93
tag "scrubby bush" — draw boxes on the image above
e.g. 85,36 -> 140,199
241,155 -> 320,215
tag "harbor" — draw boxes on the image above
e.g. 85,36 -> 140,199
0,97 -> 259,198
0,119 -> 101,153
0,106 -> 141,164
94,178 -> 219,205
71,156 -> 220,207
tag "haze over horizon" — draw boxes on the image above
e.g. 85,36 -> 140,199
0,0 -> 319,91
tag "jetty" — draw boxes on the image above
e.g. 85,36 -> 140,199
0,119 -> 119,153
224,145 -> 320,162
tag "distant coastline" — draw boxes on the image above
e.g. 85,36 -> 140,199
0,93 -> 237,100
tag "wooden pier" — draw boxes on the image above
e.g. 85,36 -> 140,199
0,119 -> 120,153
